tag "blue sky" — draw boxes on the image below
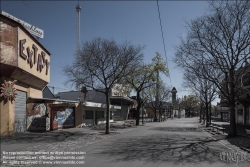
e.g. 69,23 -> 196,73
2,0 -> 218,103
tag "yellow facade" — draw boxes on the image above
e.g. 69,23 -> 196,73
0,99 -> 14,136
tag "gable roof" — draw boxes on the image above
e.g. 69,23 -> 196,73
42,86 -> 55,99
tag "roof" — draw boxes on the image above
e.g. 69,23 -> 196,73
28,97 -> 79,103
58,90 -> 106,103
110,96 -> 136,105
42,86 -> 55,99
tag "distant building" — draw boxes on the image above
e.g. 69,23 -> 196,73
47,84 -> 136,126
219,64 -> 250,125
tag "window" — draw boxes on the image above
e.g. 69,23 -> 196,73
85,110 -> 93,119
237,109 -> 243,123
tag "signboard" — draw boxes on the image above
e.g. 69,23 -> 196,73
221,107 -> 229,110
1,11 -> 44,39
85,102 -> 118,109
18,28 -> 50,83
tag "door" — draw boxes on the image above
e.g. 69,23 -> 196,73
51,110 -> 58,130
14,90 -> 27,133
95,111 -> 104,125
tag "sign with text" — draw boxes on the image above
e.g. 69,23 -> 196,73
18,28 -> 50,82
1,11 -> 44,39
220,107 -> 229,110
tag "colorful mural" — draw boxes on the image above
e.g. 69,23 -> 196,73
27,102 -> 50,131
57,108 -> 74,128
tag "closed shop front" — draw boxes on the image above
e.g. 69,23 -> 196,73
49,103 -> 78,129
58,108 -> 75,128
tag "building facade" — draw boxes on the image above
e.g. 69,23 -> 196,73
0,14 -> 51,136
53,84 -> 136,126
219,64 -> 250,125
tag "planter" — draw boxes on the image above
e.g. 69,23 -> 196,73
245,129 -> 250,134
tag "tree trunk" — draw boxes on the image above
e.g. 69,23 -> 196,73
206,102 -> 209,127
105,93 -> 110,134
136,104 -> 141,126
199,104 -> 202,123
228,79 -> 237,137
154,109 -> 157,122
209,102 -> 212,124
142,104 -> 144,124
202,107 -> 205,124
159,108 -> 162,122
136,92 -> 141,126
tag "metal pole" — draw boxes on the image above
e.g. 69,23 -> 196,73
155,70 -> 159,122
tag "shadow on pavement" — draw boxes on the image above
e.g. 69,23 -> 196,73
224,136 -> 250,153
94,134 -> 223,164
211,117 -> 250,153
0,131 -> 95,144
150,127 -> 202,132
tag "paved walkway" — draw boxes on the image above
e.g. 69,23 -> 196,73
200,117 -> 250,154
211,117 -> 250,138
1,118 -> 249,167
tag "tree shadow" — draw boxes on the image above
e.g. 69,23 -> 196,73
94,134 -> 226,164
224,136 -> 250,154
150,127 -> 202,132
0,131 -> 94,144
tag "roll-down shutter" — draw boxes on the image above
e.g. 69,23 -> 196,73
14,90 -> 27,133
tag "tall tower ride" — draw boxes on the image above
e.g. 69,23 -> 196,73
76,3 -> 81,53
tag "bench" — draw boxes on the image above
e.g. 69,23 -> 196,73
209,123 -> 225,134
245,129 -> 250,134
216,124 -> 225,134
124,120 -> 135,126
210,123 -> 217,131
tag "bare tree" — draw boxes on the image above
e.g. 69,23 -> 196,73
182,68 -> 217,127
181,94 -> 200,118
174,0 -> 250,137
63,38 -> 144,134
124,52 -> 169,125
123,64 -> 155,126
143,80 -> 171,122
